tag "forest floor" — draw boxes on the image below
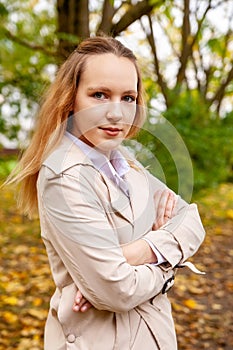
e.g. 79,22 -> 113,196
0,182 -> 232,350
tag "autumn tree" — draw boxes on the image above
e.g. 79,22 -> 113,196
56,0 -> 160,58
0,0 -> 232,192
135,0 -> 233,193
141,0 -> 233,115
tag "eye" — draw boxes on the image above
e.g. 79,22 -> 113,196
122,95 -> 136,103
93,92 -> 106,100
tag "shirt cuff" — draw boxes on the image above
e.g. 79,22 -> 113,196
141,237 -> 167,265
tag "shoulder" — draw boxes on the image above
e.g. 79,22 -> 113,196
42,134 -> 93,175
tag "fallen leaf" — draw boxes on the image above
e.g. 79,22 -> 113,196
2,311 -> 18,324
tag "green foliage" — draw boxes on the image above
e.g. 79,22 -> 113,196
0,157 -> 17,179
137,91 -> 233,196
0,0 -> 57,142
166,93 -> 233,191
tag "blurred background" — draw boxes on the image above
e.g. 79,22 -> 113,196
0,1 -> 232,349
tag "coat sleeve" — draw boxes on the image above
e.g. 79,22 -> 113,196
38,165 -> 174,313
144,171 -> 206,269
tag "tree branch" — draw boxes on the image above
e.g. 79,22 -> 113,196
97,0 -> 116,34
176,0 -> 191,85
208,62 -> 233,111
110,0 -> 161,37
198,44 -> 212,100
190,38 -> 212,100
142,15 -> 169,107
176,0 -> 212,86
4,29 -> 57,57
190,51 -> 202,93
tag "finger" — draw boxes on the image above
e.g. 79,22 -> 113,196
153,190 -> 168,229
80,301 -> 92,312
73,297 -> 87,312
74,289 -> 83,304
73,303 -> 80,312
157,190 -> 171,220
153,190 -> 162,213
152,217 -> 165,230
164,192 -> 175,219
154,190 -> 168,220
73,290 -> 87,312
165,192 -> 178,218
153,190 -> 177,229
171,194 -> 178,215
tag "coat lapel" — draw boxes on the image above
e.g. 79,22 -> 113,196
125,167 -> 154,237
100,172 -> 134,225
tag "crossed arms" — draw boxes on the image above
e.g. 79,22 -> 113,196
73,189 -> 177,312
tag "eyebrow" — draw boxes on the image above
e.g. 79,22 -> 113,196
87,86 -> 138,95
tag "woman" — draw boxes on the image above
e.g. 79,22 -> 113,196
8,36 -> 205,349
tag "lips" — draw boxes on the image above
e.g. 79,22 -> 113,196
99,126 -> 123,136
99,126 -> 123,132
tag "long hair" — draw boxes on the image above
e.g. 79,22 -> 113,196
5,36 -> 146,217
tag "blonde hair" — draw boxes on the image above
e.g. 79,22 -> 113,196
6,36 -> 146,217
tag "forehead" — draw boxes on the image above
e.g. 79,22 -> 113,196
80,53 -> 138,89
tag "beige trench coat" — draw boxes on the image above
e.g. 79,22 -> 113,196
37,135 -> 205,350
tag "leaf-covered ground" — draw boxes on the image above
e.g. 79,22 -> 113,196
0,183 -> 232,350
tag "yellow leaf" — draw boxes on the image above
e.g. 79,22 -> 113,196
2,296 -> 19,306
33,334 -> 40,341
226,209 -> 233,219
3,311 -> 18,324
184,299 -> 197,309
4,281 -> 25,293
33,297 -> 43,306
183,298 -> 206,310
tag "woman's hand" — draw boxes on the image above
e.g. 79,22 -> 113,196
73,289 -> 93,313
152,189 -> 177,230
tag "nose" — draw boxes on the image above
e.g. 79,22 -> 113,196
106,102 -> 123,123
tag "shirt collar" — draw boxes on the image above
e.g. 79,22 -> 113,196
65,131 -> 130,180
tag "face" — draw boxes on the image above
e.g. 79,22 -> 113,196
72,53 -> 138,157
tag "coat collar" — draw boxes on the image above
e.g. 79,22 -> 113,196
43,135 -> 93,174
42,135 -> 150,227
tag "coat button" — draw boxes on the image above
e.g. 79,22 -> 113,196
67,334 -> 76,343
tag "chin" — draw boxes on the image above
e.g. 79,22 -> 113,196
96,138 -> 123,153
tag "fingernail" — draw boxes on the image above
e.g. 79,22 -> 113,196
81,305 -> 87,312
73,305 -> 79,312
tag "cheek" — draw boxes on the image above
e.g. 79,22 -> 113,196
123,104 -> 137,125
73,106 -> 106,133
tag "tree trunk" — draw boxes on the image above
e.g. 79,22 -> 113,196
57,0 -> 90,59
